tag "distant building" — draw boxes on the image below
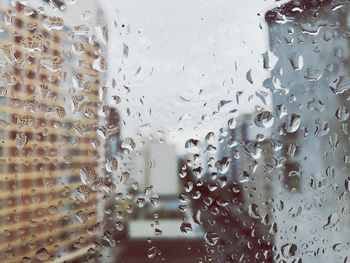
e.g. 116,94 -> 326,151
206,115 -> 274,262
104,106 -> 121,157
144,142 -> 178,196
221,114 -> 273,216
0,1 -> 107,261
266,1 -> 350,262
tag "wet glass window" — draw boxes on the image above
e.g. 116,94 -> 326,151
0,0 -> 349,262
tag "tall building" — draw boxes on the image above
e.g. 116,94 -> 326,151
0,1 -> 107,262
104,106 -> 121,157
205,116 -> 274,262
219,114 -> 273,216
266,0 -> 350,262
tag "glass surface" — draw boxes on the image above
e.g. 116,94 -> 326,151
0,0 -> 349,262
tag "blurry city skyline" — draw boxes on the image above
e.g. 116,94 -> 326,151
0,0 -> 349,262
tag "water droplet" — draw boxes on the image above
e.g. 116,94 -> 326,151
287,144 -> 296,157
136,197 -> 146,208
121,137 -> 136,151
205,144 -> 217,154
238,171 -> 250,183
335,106 -> 349,122
80,167 -> 96,186
22,257 -> 32,263
329,75 -> 350,94
315,119 -> 330,137
246,69 -> 253,84
323,213 -> 339,230
345,177 -> 350,191
254,111 -> 274,128
185,139 -> 202,153
81,10 -> 92,21
87,222 -> 101,235
262,51 -> 270,70
148,246 -> 158,258
286,114 -> 301,133
35,248 -> 50,261
289,54 -> 303,70
145,185 -> 153,195
48,206 -> 58,215
192,166 -> 204,179
216,200 -> 229,207
326,166 -> 335,177
179,193 -> 190,203
73,24 -> 89,37
332,243 -> 344,253
115,221 -> 124,231
103,231 -> 116,247
105,156 -> 118,172
341,158 -> 349,171
205,132 -> 215,144
150,195 -> 160,207
154,228 -> 162,236
192,190 -> 201,200
76,185 -> 89,203
184,182 -> 193,192
281,243 -> 297,258
180,222 -> 193,233
21,32 -> 43,52
42,16 -> 64,31
269,222 -> 277,235
248,204 -> 260,219
0,86 -> 7,97
228,118 -> 237,129
204,232 -> 219,246
15,133 -> 28,150
215,157 -> 231,174
41,55 -> 64,72
123,43 -> 129,58
329,133 -> 339,150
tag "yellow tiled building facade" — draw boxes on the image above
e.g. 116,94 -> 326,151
0,1 -> 106,262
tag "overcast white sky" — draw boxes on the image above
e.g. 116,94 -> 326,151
25,0 -> 289,150
99,0 -> 287,149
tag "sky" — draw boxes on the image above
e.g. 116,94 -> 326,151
98,0 -> 287,150
23,0 -> 289,151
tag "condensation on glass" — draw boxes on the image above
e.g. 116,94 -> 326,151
0,0 -> 349,263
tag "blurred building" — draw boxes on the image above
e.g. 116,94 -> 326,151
0,0 -> 108,262
197,115 -> 274,262
104,106 -> 121,157
232,115 -> 273,216
108,139 -> 206,262
127,141 -> 181,240
266,0 -> 350,262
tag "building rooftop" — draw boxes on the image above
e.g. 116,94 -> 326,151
265,0 -> 332,23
